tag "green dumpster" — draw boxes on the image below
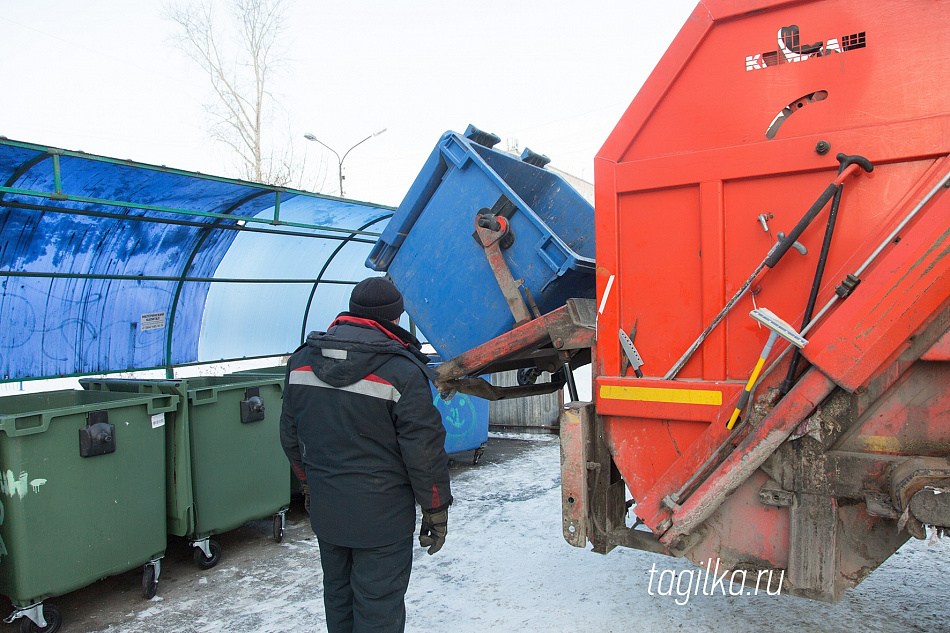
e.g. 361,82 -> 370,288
223,366 -> 303,494
80,376 -> 290,569
0,389 -> 176,632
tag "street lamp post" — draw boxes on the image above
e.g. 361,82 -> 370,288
303,128 -> 387,197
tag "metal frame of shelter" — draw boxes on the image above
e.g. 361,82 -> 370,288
0,138 -> 393,382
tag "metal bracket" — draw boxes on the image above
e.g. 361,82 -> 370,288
147,558 -> 162,582
192,538 -> 212,559
475,213 -> 532,326
4,603 -> 47,628
759,480 -> 794,507
559,403 -> 626,554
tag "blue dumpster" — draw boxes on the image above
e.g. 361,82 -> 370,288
367,126 -> 595,360
432,386 -> 489,461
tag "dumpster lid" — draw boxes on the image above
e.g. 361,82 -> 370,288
0,138 -> 392,381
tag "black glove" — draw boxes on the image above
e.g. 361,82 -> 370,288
419,506 -> 448,555
301,483 -> 311,515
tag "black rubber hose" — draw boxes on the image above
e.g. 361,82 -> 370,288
780,182 -> 844,394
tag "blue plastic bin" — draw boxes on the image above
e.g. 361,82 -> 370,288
431,386 -> 489,456
367,126 -> 595,360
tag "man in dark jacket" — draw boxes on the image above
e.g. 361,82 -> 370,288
280,277 -> 452,633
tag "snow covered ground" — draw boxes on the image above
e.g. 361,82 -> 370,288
31,434 -> 949,633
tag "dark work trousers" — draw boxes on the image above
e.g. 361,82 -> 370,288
318,536 -> 413,633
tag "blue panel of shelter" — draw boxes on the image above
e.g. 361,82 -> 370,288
198,196 -> 391,360
0,139 -> 392,381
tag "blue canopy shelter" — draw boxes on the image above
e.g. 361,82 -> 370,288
0,138 -> 392,381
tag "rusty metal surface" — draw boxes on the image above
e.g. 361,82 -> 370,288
920,326 -> 950,361
560,403 -> 592,547
588,414 -> 626,554
606,527 -> 669,555
834,362 -> 950,457
435,299 -> 595,396
788,493 -> 839,602
662,368 -> 837,545
889,457 -> 950,512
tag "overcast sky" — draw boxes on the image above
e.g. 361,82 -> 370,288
0,0 -> 697,207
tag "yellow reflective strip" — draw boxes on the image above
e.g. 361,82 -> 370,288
599,385 -> 723,406
855,435 -> 950,454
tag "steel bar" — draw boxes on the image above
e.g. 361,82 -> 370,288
0,270 -> 360,285
0,185 -> 384,237
0,201 -> 382,243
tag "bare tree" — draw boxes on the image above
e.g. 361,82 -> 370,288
164,0 -> 315,187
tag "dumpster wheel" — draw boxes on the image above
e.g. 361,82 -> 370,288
19,603 -> 61,633
193,540 -> 222,570
142,561 -> 160,600
273,511 -> 286,543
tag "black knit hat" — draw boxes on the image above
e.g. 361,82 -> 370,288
349,277 -> 404,321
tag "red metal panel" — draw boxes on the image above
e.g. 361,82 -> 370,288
596,3 -> 714,165
700,181 -> 727,380
685,470 -> 791,571
612,118 -> 950,193
619,2 -> 950,163
603,414 -> 709,503
615,186 -> 703,379
594,156 -> 621,380
836,362 -> 950,456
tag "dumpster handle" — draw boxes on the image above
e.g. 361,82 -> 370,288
440,135 -> 475,169
0,413 -> 54,437
146,395 -> 179,415
189,388 -> 219,406
535,235 -> 570,276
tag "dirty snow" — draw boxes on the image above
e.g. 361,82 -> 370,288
34,434 -> 950,633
